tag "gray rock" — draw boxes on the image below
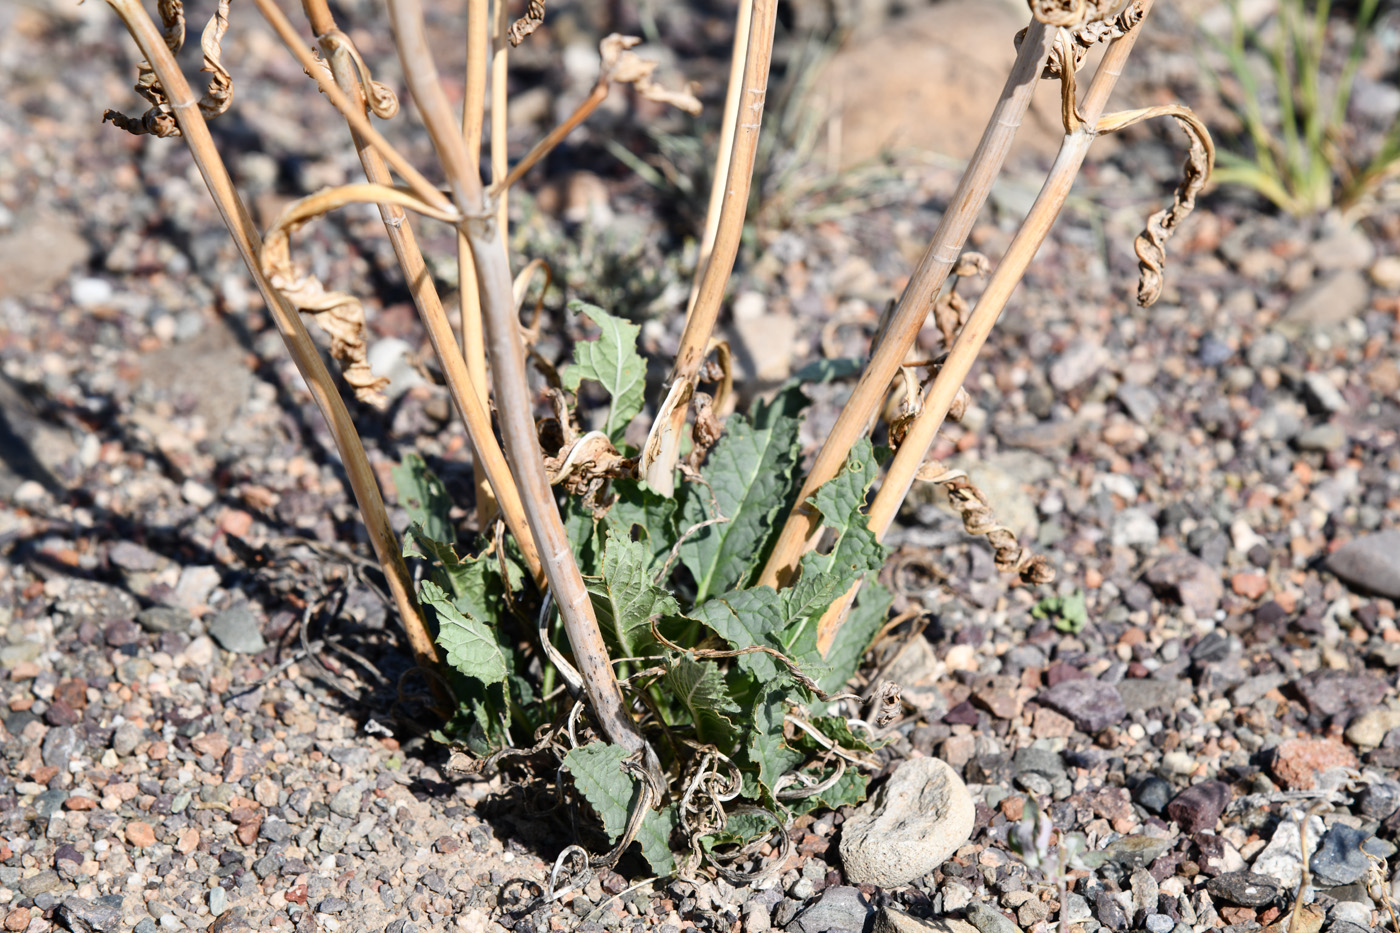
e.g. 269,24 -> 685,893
1310,824 -> 1384,887
1115,384 -> 1159,424
1143,914 -> 1173,933
208,886 -> 227,916
1283,270 -> 1369,329
1205,871 -> 1279,907
111,723 -> 143,757
20,870 -> 63,896
207,604 -> 267,655
42,726 -> 83,768
1329,901 -> 1377,928
1252,811 -> 1324,888
52,579 -> 139,627
1310,225 -> 1375,272
787,887 -> 873,933
1142,553 -> 1224,615
1049,340 -> 1106,392
1116,678 -> 1188,713
329,785 -> 363,819
1111,508 -> 1159,548
965,904 -> 1021,933
136,606 -> 193,634
1011,747 -> 1066,781
1246,332 -> 1289,368
1295,422 -> 1347,452
54,896 -> 125,933
839,758 -> 975,888
1325,532 -> 1400,598
1132,777 -> 1173,815
1036,679 -> 1126,733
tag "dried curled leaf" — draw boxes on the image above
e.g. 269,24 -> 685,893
1026,0 -> 1134,28
933,251 -> 990,348
599,35 -> 703,116
887,361 -> 970,449
1095,107 -> 1214,307
198,0 -> 233,117
508,0 -> 547,47
1017,1 -> 1143,77
102,0 -> 185,137
317,30 -> 399,119
915,461 -> 1056,585
545,431 -> 636,494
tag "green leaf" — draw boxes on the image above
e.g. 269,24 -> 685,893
608,480 -> 678,570
749,688 -> 803,798
663,656 -> 739,748
690,586 -> 789,681
819,581 -> 892,695
1031,589 -> 1089,634
405,525 -> 502,617
679,413 -> 803,602
563,742 -> 633,840
392,453 -> 455,547
563,742 -> 677,874
587,530 -> 679,657
637,805 -> 679,875
792,766 -> 869,815
563,496 -> 604,577
421,579 -> 507,686
560,300 -> 646,442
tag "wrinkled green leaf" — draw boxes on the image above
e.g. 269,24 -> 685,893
392,452 -> 455,547
749,688 -> 803,797
679,413 -> 802,602
405,525 -> 503,619
563,496 -> 604,577
700,809 -> 778,851
608,480 -> 678,569
560,300 -> 646,442
563,742 -> 633,839
637,805 -> 679,875
792,766 -> 869,815
690,586 -> 789,681
587,530 -> 679,657
1032,589 -> 1089,634
563,742 -> 677,874
421,579 -> 507,686
664,656 -> 738,748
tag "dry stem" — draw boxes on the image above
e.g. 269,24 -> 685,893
756,16 -> 1055,589
385,0 -> 661,789
298,2 -> 544,585
815,1 -> 1158,653
641,0 -> 778,497
103,0 -> 442,693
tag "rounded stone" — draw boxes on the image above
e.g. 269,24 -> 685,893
838,757 -> 974,887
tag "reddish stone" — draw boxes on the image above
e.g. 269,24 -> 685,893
1271,738 -> 1357,791
1231,573 -> 1269,600
191,733 -> 230,760
125,821 -> 156,848
64,796 -> 97,811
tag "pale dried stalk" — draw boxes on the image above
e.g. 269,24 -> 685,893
102,0 -> 442,688
641,0 -> 779,497
461,0 -> 497,528
491,0 -> 509,234
297,0 -> 544,584
251,0 -> 451,215
756,17 -> 1055,589
815,0 -> 1157,654
385,0 -> 661,788
685,0 -> 756,316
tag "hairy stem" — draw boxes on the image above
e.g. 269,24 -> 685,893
757,16 -> 1054,589
816,2 -> 1157,654
105,0 -> 443,695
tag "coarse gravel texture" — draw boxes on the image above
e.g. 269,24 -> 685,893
3,1 -> 1400,932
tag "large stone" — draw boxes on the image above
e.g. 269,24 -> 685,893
0,374 -> 78,499
816,0 -> 1082,168
1142,553 -> 1224,615
840,758 -> 975,888
1281,270 -> 1370,330
874,908 -> 979,933
1325,532 -> 1400,598
788,887 -> 874,933
1166,781 -> 1231,834
1035,679 -> 1126,734
0,213 -> 90,300
206,605 -> 267,655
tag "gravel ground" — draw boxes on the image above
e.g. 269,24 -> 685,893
2,1 -> 1400,932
